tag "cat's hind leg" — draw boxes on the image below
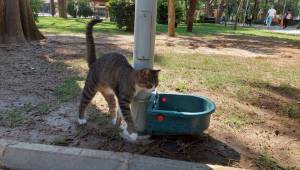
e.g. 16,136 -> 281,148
101,87 -> 119,125
78,78 -> 97,125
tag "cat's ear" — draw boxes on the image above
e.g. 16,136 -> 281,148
151,69 -> 160,74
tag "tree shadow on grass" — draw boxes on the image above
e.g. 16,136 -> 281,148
172,33 -> 300,56
241,81 -> 300,119
249,81 -> 300,101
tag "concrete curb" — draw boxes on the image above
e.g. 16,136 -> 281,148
0,139 -> 243,170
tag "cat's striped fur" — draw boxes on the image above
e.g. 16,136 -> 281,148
78,19 -> 160,142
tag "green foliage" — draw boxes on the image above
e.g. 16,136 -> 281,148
54,76 -> 84,102
35,102 -> 50,115
255,154 -> 285,170
280,103 -> 300,119
225,0 -> 238,20
109,0 -> 135,32
0,104 -> 32,128
67,0 -> 93,18
77,0 -> 94,18
157,0 -> 184,25
67,0 -> 77,18
52,136 -> 69,146
30,0 -> 43,22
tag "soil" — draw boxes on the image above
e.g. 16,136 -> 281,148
0,33 -> 299,170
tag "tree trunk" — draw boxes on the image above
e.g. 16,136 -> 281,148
50,0 -> 55,17
58,0 -> 67,18
5,0 -> 25,42
186,0 -> 197,32
204,0 -> 210,17
168,0 -> 176,37
185,0 -> 188,24
234,0 -> 244,30
204,0 -> 215,17
0,0 -> 5,42
0,0 -> 44,43
252,0 -> 259,21
215,0 -> 228,23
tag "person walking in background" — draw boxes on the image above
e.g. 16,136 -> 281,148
282,9 -> 292,29
265,6 -> 276,28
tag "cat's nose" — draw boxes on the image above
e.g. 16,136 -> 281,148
146,84 -> 153,88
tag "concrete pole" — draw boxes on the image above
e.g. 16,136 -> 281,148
131,0 -> 157,133
133,0 -> 157,69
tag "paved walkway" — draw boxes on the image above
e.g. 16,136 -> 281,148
0,139 -> 244,170
252,25 -> 300,35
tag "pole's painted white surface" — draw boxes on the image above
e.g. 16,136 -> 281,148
131,0 -> 158,132
133,0 -> 157,70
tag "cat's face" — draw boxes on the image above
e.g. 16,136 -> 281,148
135,69 -> 160,92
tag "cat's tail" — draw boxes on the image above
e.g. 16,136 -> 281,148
86,19 -> 103,68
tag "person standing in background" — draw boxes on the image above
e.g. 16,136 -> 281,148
266,6 -> 276,28
282,9 -> 292,29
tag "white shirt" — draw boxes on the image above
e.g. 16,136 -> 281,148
268,8 -> 276,17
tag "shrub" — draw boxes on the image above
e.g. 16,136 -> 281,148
157,0 -> 184,25
109,0 -> 135,32
67,0 -> 77,18
77,0 -> 93,18
30,0 -> 43,22
67,0 -> 93,18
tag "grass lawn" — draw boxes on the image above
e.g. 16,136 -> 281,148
37,16 -> 300,42
37,16 -> 300,129
60,48 -> 299,169
33,16 -> 300,169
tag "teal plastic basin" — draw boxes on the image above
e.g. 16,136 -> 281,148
145,92 -> 216,135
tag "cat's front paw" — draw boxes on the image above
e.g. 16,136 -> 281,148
77,118 -> 87,125
112,117 -> 117,125
119,131 -> 138,143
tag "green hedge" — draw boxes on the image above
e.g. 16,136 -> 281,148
67,0 -> 93,18
109,0 -> 135,32
67,0 -> 77,18
157,0 -> 184,25
109,0 -> 185,32
30,0 -> 43,21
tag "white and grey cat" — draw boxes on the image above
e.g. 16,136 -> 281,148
78,19 -> 160,142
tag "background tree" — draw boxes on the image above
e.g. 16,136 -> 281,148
252,0 -> 260,21
157,0 -> 184,25
77,0 -> 93,18
67,0 -> 77,18
186,0 -> 197,32
168,0 -> 176,37
58,0 -> 67,18
204,0 -> 216,17
215,0 -> 228,23
109,0 -> 135,32
0,0 -> 44,43
50,0 -> 55,16
234,0 -> 244,30
29,0 -> 43,21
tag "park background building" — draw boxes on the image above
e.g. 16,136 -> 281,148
40,0 -> 108,18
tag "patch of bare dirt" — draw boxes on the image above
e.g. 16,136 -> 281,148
0,33 -> 299,169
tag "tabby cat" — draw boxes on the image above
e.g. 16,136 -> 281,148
78,19 -> 160,142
